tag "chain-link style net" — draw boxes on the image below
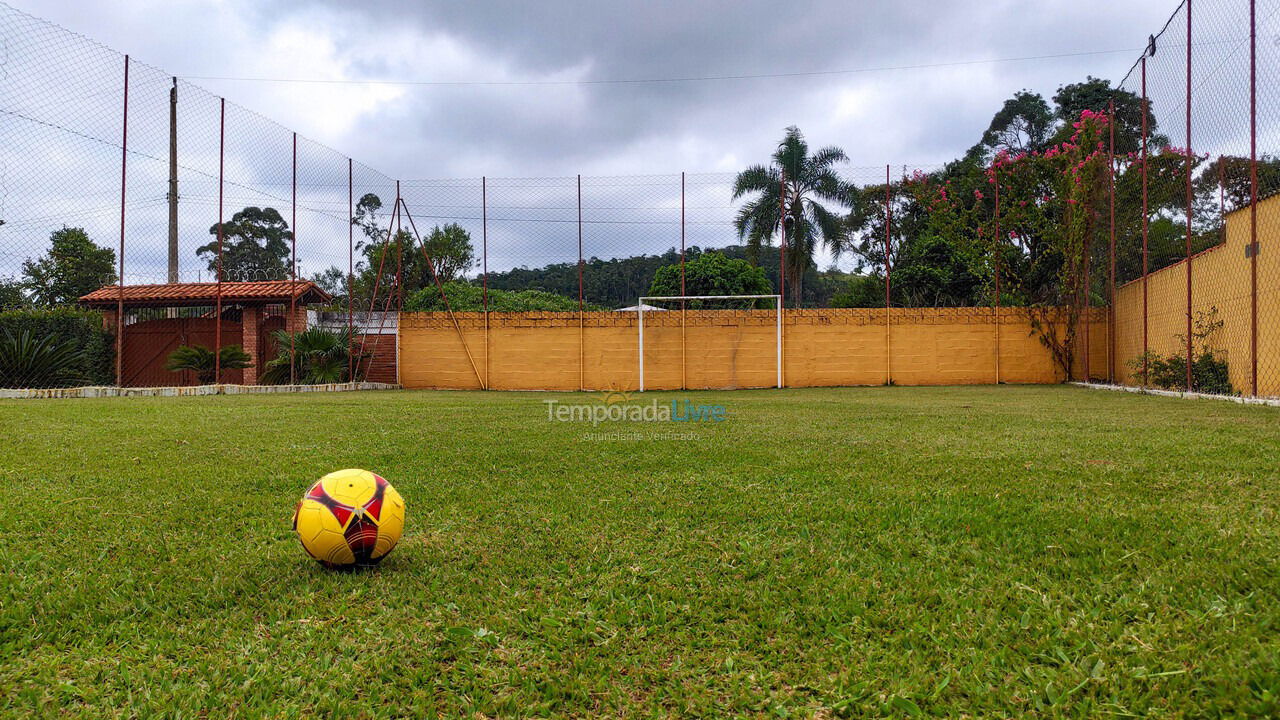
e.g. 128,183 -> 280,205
2,0 -> 1277,395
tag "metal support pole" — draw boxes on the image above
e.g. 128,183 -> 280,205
884,164 -> 892,386
1184,0 -> 1194,391
776,295 -> 782,389
1083,198 -> 1091,382
993,165 -> 1001,384
680,172 -> 686,390
347,158 -> 354,381
116,55 -> 129,387
395,180 -> 403,312
1251,0 -> 1259,396
214,97 -> 225,384
167,77 -> 178,284
1108,98 -> 1117,383
483,176 -> 489,389
778,172 -> 787,385
1141,58 -> 1150,387
290,132 -> 297,385
638,304 -> 645,392
577,174 -> 584,391
1218,155 -> 1226,244
778,173 -> 786,308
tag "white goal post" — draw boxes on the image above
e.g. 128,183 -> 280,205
637,295 -> 782,391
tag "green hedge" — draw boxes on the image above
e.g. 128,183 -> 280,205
404,281 -> 602,312
0,307 -> 114,386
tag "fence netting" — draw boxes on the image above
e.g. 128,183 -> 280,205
2,0 -> 1277,397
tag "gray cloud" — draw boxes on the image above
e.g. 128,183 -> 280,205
3,0 -> 1183,282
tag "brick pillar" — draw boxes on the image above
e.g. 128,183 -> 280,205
285,304 -> 308,335
242,305 -> 261,385
101,309 -> 117,331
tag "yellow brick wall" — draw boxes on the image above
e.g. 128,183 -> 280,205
399,307 -> 1107,391
1113,194 -> 1280,394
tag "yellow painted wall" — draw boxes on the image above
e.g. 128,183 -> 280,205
399,307 -> 1107,391
1113,194 -> 1280,394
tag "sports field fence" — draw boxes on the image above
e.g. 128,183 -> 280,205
1,0 -> 1276,396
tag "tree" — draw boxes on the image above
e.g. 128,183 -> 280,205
310,266 -> 349,308
1052,76 -> 1164,154
648,251 -> 772,300
0,278 -> 26,309
733,126 -> 847,307
968,90 -> 1055,160
352,193 -> 386,251
22,227 -> 117,306
197,207 -> 292,282
422,223 -> 476,283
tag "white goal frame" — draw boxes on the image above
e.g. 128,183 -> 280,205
637,295 -> 782,391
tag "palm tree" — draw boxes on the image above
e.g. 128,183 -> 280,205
260,326 -> 367,385
165,344 -> 252,385
733,126 -> 847,306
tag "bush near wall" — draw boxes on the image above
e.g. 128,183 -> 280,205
405,281 -> 603,312
0,307 -> 114,386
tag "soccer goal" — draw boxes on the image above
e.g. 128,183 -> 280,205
637,295 -> 782,391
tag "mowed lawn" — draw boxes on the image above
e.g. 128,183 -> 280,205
2,386 -> 1279,718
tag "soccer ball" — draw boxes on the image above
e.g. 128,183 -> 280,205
292,469 -> 405,568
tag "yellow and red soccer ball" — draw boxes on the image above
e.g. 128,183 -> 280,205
292,469 -> 405,568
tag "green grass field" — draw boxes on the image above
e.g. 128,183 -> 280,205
2,386 -> 1278,718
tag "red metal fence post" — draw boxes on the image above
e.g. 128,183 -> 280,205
775,172 -> 786,308
885,164 -> 892,386
1141,57 -> 1150,387
994,165 -> 1002,384
577,173 -> 584,391
115,55 -> 129,387
290,132 -> 297,385
396,180 -> 403,312
347,158 -> 354,381
1108,98 -> 1117,384
482,176 -> 489,389
215,97 -> 225,384
1251,0 -> 1259,396
681,173 -> 687,296
1184,0 -> 1194,391
681,172 -> 686,390
1083,197 -> 1091,383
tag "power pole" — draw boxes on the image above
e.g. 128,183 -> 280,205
167,77 -> 179,283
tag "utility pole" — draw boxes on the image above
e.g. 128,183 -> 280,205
167,77 -> 179,283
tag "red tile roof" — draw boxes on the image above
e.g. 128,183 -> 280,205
79,281 -> 332,308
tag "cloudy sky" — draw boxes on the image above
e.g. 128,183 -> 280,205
12,0 -> 1178,178
5,0 -> 1206,284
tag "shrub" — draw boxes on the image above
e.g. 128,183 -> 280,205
260,327 -> 367,385
165,344 -> 252,385
830,275 -> 885,308
0,329 -> 91,388
1126,307 -> 1235,395
0,307 -> 112,386
404,281 -> 595,312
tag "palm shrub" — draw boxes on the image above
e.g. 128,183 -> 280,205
0,328 -> 91,388
261,326 -> 367,385
0,307 -> 112,384
165,344 -> 252,385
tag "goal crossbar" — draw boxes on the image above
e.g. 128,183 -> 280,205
637,295 -> 782,391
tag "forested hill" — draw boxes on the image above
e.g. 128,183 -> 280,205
482,244 -> 851,308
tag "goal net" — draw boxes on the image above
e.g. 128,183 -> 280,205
636,295 -> 782,391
